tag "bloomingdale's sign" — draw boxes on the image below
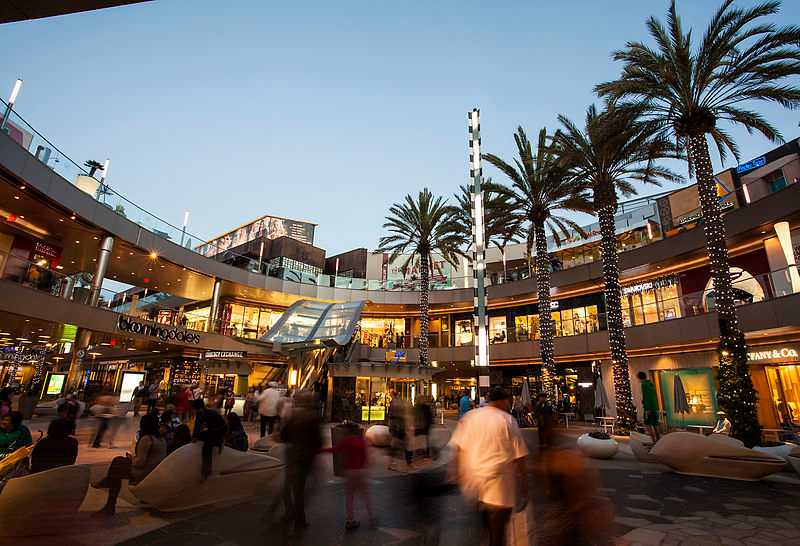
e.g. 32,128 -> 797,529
747,346 -> 800,363
117,315 -> 201,344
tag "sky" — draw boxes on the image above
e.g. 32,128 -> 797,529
3,0 -> 800,255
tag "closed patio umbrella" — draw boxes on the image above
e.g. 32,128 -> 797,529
595,372 -> 610,416
521,377 -> 532,409
673,374 -> 690,426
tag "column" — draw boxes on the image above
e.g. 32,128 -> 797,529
325,374 -> 334,422
66,328 -> 92,393
207,278 -> 222,333
88,236 -> 114,306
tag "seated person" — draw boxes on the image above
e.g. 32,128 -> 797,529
711,410 -> 731,436
168,423 -> 193,454
92,413 -> 166,516
30,418 -> 78,473
224,412 -> 248,452
0,411 -> 32,453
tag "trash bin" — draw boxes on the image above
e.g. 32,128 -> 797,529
331,421 -> 362,477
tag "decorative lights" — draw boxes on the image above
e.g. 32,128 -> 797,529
468,108 -> 489,373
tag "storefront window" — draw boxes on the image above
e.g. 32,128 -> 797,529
622,276 -> 682,326
489,316 -> 507,344
454,319 -> 473,346
359,318 -> 405,348
766,365 -> 800,426
515,316 -> 531,341
658,368 -> 718,426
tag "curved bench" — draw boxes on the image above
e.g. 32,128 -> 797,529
0,464 -> 90,536
120,443 -> 284,511
650,432 -> 785,481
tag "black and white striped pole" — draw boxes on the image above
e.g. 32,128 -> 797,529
468,109 -> 490,394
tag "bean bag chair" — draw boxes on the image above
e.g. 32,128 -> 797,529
120,443 -> 283,511
650,432 -> 785,481
0,464 -> 90,536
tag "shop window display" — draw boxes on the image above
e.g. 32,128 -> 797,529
489,316 -> 507,344
454,319 -> 474,346
622,276 -> 682,326
657,368 -> 718,426
359,318 -> 405,348
766,365 -> 800,427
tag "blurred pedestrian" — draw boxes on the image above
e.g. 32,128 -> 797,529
57,393 -> 80,422
320,421 -> 373,530
450,386 -> 529,546
132,382 -> 145,416
458,390 -> 472,419
534,392 -> 556,455
258,382 -> 280,437
414,394 -> 434,459
280,390 -> 322,531
192,399 -> 227,480
224,390 -> 235,416
174,386 -> 191,421
30,418 -> 78,474
168,423 -> 192,454
245,387 -> 257,422
388,392 -> 412,470
92,413 -> 166,516
225,412 -> 248,452
90,393 -> 118,448
147,382 -> 159,414
0,411 -> 32,453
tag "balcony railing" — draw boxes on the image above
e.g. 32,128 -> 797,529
0,98 -> 794,293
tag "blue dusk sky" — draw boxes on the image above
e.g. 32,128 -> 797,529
3,0 -> 800,255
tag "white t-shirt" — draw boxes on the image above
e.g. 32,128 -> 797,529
257,387 -> 280,416
449,405 -> 529,508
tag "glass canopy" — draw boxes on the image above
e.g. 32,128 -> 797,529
262,300 -> 365,347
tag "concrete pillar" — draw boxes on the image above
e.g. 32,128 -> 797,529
66,328 -> 92,393
207,278 -> 222,333
325,373 -> 334,422
88,236 -> 114,307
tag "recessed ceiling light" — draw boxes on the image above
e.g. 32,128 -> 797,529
59,218 -> 64,222
13,195 -> 20,200
149,251 -> 158,259
93,236 -> 99,240
19,185 -> 25,190
19,215 -> 24,219
75,240 -> 80,244
152,350 -> 160,353
127,347 -> 136,351
70,215 -> 76,220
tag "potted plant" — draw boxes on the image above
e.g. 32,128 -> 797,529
577,431 -> 619,459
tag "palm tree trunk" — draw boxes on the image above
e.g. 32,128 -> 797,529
596,189 -> 637,432
687,133 -> 759,446
533,221 -> 556,401
419,252 -> 430,367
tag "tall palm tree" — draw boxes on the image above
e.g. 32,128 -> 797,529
595,0 -> 800,445
452,178 -> 523,280
483,127 -> 593,401
378,189 -> 466,366
557,106 -> 682,432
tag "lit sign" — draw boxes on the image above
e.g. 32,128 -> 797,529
33,240 -> 61,259
736,156 -> 766,174
385,350 -> 407,363
202,351 -> 247,359
361,405 -> 386,421
678,201 -> 734,225
45,373 -> 66,396
747,347 -> 799,362
117,315 -> 201,344
119,371 -> 145,403
550,300 -> 559,310
622,276 -> 676,295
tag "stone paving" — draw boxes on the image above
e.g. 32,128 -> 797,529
7,414 -> 800,545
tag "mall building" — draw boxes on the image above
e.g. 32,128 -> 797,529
1,89 -> 800,433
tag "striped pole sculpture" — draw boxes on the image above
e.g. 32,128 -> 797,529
468,109 -> 490,388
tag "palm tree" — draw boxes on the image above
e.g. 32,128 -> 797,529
483,127 -> 593,401
557,106 -> 682,432
452,178 -> 523,280
378,189 -> 466,366
595,0 -> 800,445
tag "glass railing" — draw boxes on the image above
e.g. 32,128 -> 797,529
1,98 -> 794,294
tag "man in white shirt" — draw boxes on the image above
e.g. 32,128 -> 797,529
449,386 -> 529,546
258,382 -> 281,437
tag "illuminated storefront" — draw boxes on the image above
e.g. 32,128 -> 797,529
749,344 -> 800,427
217,302 -> 283,339
359,317 -> 405,348
621,275 -> 682,327
656,368 -> 719,427
512,295 -> 603,341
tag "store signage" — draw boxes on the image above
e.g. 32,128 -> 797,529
117,315 -> 201,344
736,155 -> 766,173
550,300 -> 559,310
677,201 -> 734,226
385,350 -> 407,363
747,346 -> 800,363
622,276 -> 676,295
33,241 -> 61,258
202,350 -> 247,360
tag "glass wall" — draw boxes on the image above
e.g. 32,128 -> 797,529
489,316 -> 508,344
219,302 -> 283,339
514,304 -> 600,340
359,317 -> 405,348
657,368 -> 719,426
454,319 -> 474,347
765,365 -> 800,426
621,277 -> 682,327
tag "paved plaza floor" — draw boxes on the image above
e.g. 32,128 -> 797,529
6,414 -> 800,546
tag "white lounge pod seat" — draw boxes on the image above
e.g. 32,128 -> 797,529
576,433 -> 618,459
0,464 -> 90,536
120,443 -> 284,511
629,431 -> 658,463
365,424 -> 391,447
650,432 -> 785,481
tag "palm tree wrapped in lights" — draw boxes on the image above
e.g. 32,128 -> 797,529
596,0 -> 800,445
378,189 -> 466,366
557,105 -> 682,432
483,127 -> 592,401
